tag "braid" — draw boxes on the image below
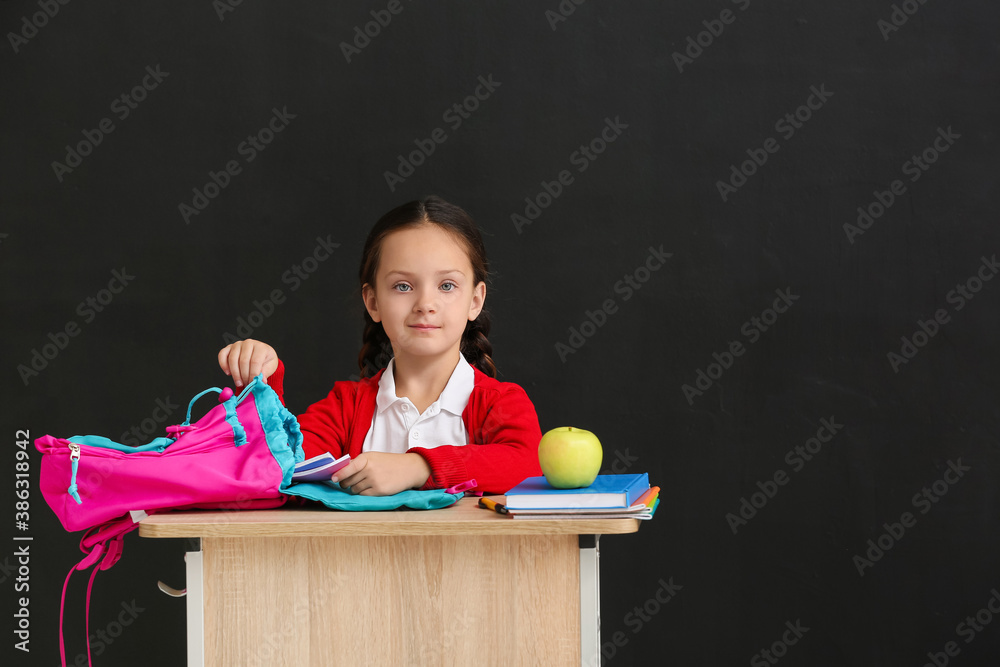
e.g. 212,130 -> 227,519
358,313 -> 393,379
462,310 -> 497,378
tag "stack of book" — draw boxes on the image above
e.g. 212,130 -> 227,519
503,473 -> 659,520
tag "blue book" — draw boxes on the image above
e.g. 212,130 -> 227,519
504,473 -> 650,510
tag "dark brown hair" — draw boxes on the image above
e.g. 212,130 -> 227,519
357,195 -> 496,378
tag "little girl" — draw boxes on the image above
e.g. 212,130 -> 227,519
216,196 -> 543,496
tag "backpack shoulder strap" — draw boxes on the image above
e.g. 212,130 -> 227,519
58,514 -> 142,667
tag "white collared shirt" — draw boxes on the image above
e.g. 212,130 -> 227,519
361,352 -> 474,454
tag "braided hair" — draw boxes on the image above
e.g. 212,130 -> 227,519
357,196 -> 496,379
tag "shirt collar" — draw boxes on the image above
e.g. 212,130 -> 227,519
375,352 -> 475,416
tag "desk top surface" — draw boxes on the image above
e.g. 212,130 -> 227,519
138,495 -> 643,538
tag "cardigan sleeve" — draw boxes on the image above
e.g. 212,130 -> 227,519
409,381 -> 543,495
264,359 -> 286,404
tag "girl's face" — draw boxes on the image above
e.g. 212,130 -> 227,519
362,223 -> 485,365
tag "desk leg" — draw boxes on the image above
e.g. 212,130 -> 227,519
185,545 -> 204,667
579,534 -> 600,667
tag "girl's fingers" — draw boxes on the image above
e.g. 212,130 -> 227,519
225,344 -> 244,385
229,342 -> 250,386
218,344 -> 234,376
249,344 -> 271,380
219,339 -> 276,386
332,456 -> 366,485
332,467 -> 359,486
237,345 -> 253,388
227,343 -> 246,386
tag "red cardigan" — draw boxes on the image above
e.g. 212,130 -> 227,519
265,360 -> 542,494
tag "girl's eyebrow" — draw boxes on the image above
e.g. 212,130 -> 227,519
385,269 -> 464,277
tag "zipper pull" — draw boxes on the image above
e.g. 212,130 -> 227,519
67,442 -> 83,505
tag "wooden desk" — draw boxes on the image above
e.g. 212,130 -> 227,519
140,496 -> 641,666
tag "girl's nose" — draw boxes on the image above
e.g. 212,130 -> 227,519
414,289 -> 437,312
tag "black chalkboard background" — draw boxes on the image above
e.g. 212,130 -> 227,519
2,2 -> 999,665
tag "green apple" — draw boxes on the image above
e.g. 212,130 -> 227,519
538,426 -> 603,489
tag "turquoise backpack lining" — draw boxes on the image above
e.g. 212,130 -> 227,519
283,481 -> 463,511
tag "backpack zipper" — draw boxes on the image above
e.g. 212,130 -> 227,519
58,424 -> 251,505
67,443 -> 82,505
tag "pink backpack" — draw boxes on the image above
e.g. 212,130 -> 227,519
35,375 -> 302,667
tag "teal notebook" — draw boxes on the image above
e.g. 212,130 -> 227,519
504,473 -> 650,510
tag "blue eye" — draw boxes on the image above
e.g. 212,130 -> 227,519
393,283 -> 411,292
441,282 -> 456,291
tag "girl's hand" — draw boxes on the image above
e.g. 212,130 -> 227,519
217,339 -> 279,388
333,452 -> 432,496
